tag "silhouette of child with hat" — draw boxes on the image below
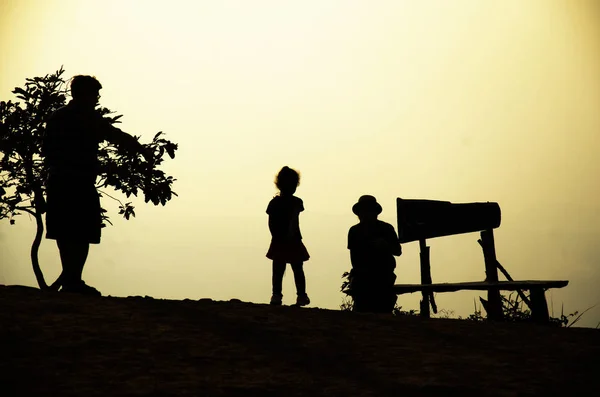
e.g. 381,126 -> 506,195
266,166 -> 310,306
347,195 -> 402,313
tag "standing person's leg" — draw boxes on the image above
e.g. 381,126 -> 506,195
271,261 -> 286,305
291,262 -> 310,306
57,240 -> 86,286
68,241 -> 89,280
47,176 -> 101,295
58,239 -> 99,295
290,262 -> 306,296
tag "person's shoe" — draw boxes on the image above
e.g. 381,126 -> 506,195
62,281 -> 102,297
295,294 -> 310,307
79,282 -> 102,296
270,294 -> 283,305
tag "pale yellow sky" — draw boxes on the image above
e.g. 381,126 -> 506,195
1,0 -> 599,326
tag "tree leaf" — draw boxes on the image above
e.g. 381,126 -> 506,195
166,143 -> 176,159
12,87 -> 28,100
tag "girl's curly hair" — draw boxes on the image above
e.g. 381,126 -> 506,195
275,166 -> 300,191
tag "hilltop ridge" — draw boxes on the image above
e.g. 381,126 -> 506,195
1,285 -> 598,396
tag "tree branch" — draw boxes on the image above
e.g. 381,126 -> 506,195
97,189 -> 125,206
15,206 -> 36,216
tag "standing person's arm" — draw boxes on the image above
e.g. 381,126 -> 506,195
268,214 -> 277,237
294,197 -> 304,240
100,118 -> 152,161
297,197 -> 304,213
267,199 -> 281,238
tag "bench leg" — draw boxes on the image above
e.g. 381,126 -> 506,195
530,288 -> 550,324
420,298 -> 430,318
419,239 -> 437,318
480,231 -> 503,321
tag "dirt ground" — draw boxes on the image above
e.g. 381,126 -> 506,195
1,285 -> 598,397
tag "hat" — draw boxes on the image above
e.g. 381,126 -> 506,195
352,195 -> 382,215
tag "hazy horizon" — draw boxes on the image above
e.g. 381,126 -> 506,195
1,0 -> 599,326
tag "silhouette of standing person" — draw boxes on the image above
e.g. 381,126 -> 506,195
42,75 -> 150,296
347,195 -> 402,313
266,166 -> 310,306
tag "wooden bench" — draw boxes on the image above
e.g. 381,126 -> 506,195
393,280 -> 568,323
394,198 -> 569,323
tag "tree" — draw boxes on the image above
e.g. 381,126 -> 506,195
0,67 -> 178,290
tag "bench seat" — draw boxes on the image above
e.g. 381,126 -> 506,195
393,280 -> 568,295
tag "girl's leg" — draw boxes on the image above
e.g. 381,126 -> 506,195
272,261 -> 286,298
290,262 -> 307,297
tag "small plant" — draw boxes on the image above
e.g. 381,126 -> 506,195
466,299 -> 485,322
549,302 -> 597,328
501,292 -> 532,322
340,271 -> 352,295
393,306 -> 419,316
339,271 -> 353,311
475,292 -> 592,327
432,308 -> 455,319
340,295 -> 353,312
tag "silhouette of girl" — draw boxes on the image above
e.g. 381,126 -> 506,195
266,166 -> 310,306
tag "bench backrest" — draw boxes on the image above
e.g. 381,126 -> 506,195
396,198 -> 501,243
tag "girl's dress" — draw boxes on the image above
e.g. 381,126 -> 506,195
266,195 -> 310,263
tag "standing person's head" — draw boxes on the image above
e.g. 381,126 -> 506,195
275,166 -> 300,196
70,75 -> 102,109
352,195 -> 382,223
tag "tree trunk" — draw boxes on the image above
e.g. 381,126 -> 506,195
23,158 -> 49,289
31,209 -> 48,289
29,181 -> 50,290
